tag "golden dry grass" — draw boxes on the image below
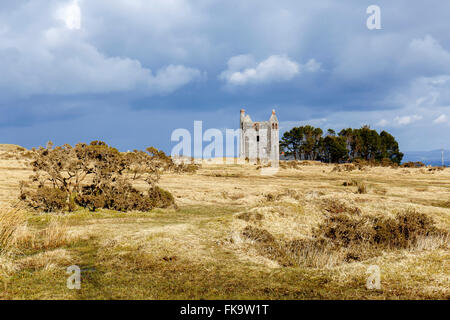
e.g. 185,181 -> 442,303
0,207 -> 26,250
0,147 -> 449,299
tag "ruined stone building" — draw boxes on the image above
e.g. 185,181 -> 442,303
239,109 -> 279,164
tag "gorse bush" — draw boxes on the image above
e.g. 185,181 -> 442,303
20,185 -> 68,212
316,209 -> 441,249
73,180 -> 175,212
401,161 -> 426,168
147,186 -> 176,209
240,209 -> 447,268
20,141 -> 188,212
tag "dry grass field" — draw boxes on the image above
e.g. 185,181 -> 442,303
0,144 -> 449,299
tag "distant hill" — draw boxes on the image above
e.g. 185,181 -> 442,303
0,144 -> 26,152
402,149 -> 449,167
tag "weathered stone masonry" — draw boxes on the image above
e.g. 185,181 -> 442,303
239,109 -> 279,164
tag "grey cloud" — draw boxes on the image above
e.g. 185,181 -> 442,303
1,0 -> 450,151
218,54 -> 322,86
0,0 -> 202,98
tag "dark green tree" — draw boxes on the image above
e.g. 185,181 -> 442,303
379,131 -> 403,164
319,135 -> 348,163
280,127 -> 303,159
280,126 -> 323,160
283,125 -> 403,165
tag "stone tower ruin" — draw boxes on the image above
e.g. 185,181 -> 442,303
239,109 -> 279,164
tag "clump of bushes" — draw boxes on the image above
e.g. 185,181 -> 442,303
341,180 -> 367,194
401,161 -> 426,168
242,225 -> 275,243
352,158 -> 398,169
147,186 -> 176,209
74,183 -> 160,212
279,161 -> 302,170
316,209 -> 442,249
241,226 -> 338,267
173,162 -> 199,174
19,141 -> 185,212
332,163 -> 356,172
329,158 -> 400,170
240,209 -> 447,268
352,158 -> 371,169
342,180 -> 357,187
264,192 -> 279,202
19,185 -> 68,212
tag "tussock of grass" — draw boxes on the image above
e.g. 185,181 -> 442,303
0,207 -> 80,280
40,220 -> 73,250
222,191 -> 245,200
263,189 -> 301,202
205,171 -> 244,178
0,207 -> 26,251
236,211 -> 263,222
240,209 -> 448,269
357,181 -> 368,194
18,248 -> 72,271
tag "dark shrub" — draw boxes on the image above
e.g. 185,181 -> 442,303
264,193 -> 276,202
239,210 -> 445,268
237,212 -> 263,222
75,183 -> 159,212
396,210 -> 436,241
371,216 -> 402,246
371,211 -> 437,248
20,186 -> 67,212
401,161 -> 425,168
20,141 -> 179,213
148,186 -> 176,209
318,210 -> 442,249
317,214 -> 375,246
174,163 -> 199,174
75,185 -> 107,212
242,226 -> 275,244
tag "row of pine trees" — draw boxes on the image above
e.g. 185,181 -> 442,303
280,125 -> 403,164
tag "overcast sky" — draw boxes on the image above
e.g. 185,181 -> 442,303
1,0 -> 449,152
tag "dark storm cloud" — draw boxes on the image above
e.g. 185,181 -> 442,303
1,0 -> 449,151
